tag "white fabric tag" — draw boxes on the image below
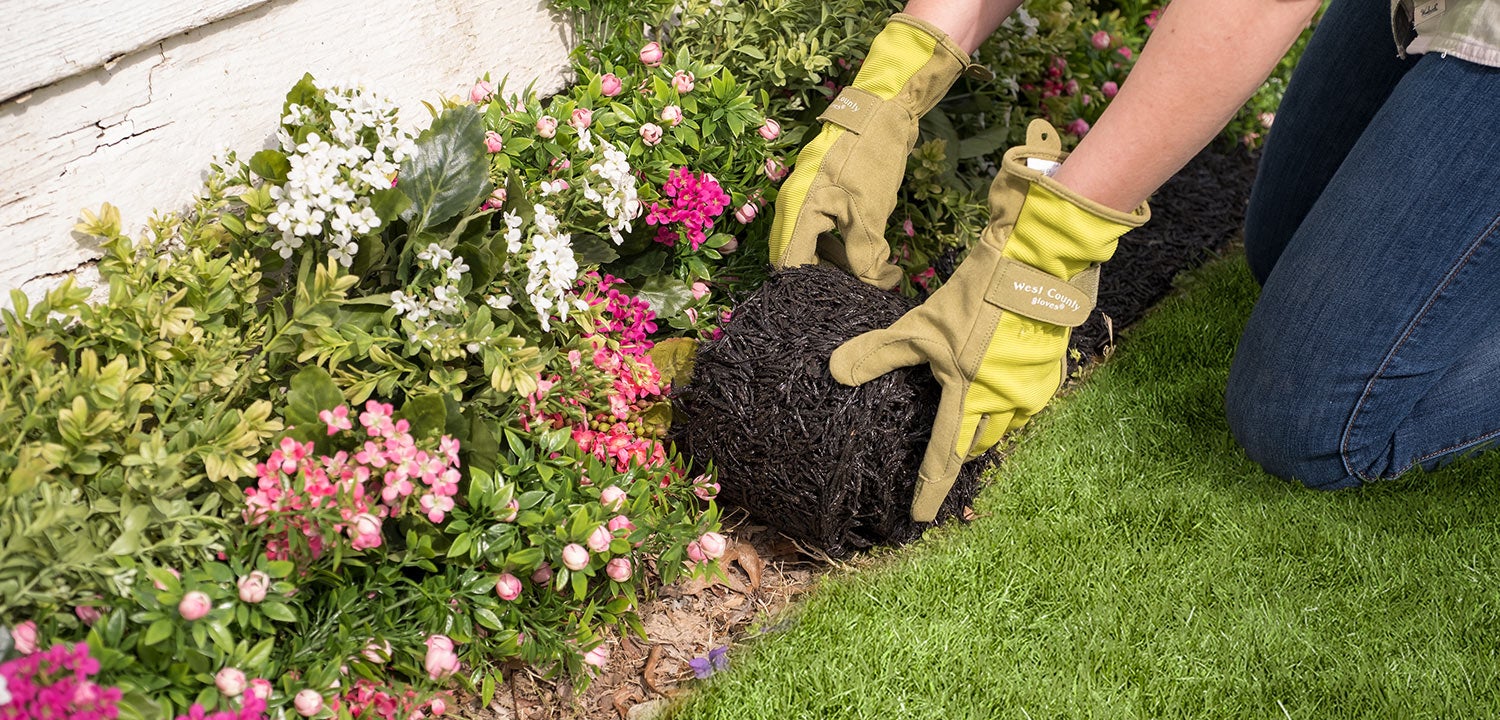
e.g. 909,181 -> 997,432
1026,158 -> 1062,176
1414,0 -> 1446,25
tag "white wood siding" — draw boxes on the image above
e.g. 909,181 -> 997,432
1,0 -> 573,299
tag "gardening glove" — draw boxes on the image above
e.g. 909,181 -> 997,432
768,13 -> 980,289
830,120 -> 1149,521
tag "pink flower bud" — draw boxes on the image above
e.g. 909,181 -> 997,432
535,116 -> 558,139
503,498 -> 519,522
720,237 -> 739,254
532,562 -> 553,584
758,119 -> 781,141
470,80 -> 494,104
1259,112 -> 1275,128
486,187 -> 508,209
606,558 -> 633,582
485,130 -> 504,153
686,541 -> 707,563
583,645 -> 610,668
691,282 -> 710,300
599,73 -> 624,97
639,42 -> 664,67
349,513 -> 383,551
640,123 -> 663,146
179,591 -> 212,621
570,107 -> 593,129
734,202 -> 758,224
1118,46 -> 1133,60
903,218 -> 916,237
248,678 -> 273,700
153,567 -> 181,591
608,515 -> 636,536
424,635 -> 461,679
431,698 -> 448,715
216,667 -> 248,697
671,71 -> 695,94
693,480 -> 720,501
1064,79 -> 1080,96
587,525 -> 613,553
495,573 -> 523,601
1065,118 -> 1091,137
600,486 -> 627,511
74,606 -> 102,626
362,639 -> 392,663
238,571 -> 270,604
1101,81 -> 1119,99
562,543 -> 590,571
1091,30 -> 1111,50
11,620 -> 37,655
698,531 -> 727,560
661,104 -> 684,127
294,689 -> 324,717
763,157 -> 787,181
72,682 -> 100,707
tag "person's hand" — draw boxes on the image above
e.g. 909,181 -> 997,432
768,13 -> 974,289
830,120 -> 1149,521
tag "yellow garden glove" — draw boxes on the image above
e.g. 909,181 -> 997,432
829,120 -> 1149,521
769,13 -> 975,289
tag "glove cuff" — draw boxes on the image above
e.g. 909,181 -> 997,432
850,13 -> 974,116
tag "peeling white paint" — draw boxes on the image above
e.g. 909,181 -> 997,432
2,0 -> 573,300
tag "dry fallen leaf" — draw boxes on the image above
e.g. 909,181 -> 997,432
725,540 -> 764,589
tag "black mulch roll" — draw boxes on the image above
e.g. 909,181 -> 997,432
675,145 -> 1258,556
673,265 -> 986,557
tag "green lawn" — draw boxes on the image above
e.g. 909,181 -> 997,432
670,253 -> 1500,720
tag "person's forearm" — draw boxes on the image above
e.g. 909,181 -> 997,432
902,0 -> 1022,54
1052,0 -> 1322,212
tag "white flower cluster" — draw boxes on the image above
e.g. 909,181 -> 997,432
581,139 -> 642,244
522,204 -> 578,332
390,243 -> 469,345
266,82 -> 416,267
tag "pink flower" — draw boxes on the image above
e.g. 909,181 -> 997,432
424,635 -> 461,679
536,115 -> 558,139
1118,46 -> 1133,61
362,639 -> 392,663
1064,79 -> 1080,96
691,281 -> 710,300
1145,8 -> 1161,28
1091,30 -> 1112,50
608,515 -> 636,536
495,573 -> 523,601
179,591 -> 212,621
562,543 -> 590,571
470,80 -> 494,104
153,567 -> 181,591
686,541 -> 707,563
606,558 -> 633,582
570,107 -> 593,129
1065,118 -> 1091,136
639,42 -> 664,67
485,131 -> 505,153
599,73 -> 624,97
903,218 -> 916,236
734,202 -> 757,224
758,119 -> 781,141
1101,80 -> 1119,99
318,405 -> 353,435
671,70 -> 695,94
532,562 -> 553,584
431,698 -> 448,716
693,479 -> 720,501
640,122 -> 664,145
484,186 -> 508,210
248,678 -> 273,700
11,620 -> 37,654
600,485 -> 627,511
582,645 -> 610,668
294,689 -> 324,717
503,498 -> 519,522
237,571 -> 270,603
349,513 -> 383,550
216,667 -> 248,697
587,525 -> 614,553
74,605 -> 102,626
698,531 -> 727,560
661,104 -> 684,127
721,237 -> 739,254
764,157 -> 787,181
1259,112 -> 1275,128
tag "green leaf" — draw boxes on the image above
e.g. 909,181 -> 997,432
606,250 -> 667,280
144,619 -> 174,646
637,276 -> 695,318
572,234 -> 620,266
400,105 -> 493,234
396,394 -> 447,441
248,150 -> 291,184
286,365 -> 343,435
260,602 -> 296,623
648,337 -> 698,388
957,123 -> 1012,160
475,607 -> 505,631
467,417 -> 500,474
369,187 -> 412,222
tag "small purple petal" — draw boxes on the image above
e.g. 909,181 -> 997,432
708,645 -> 729,669
688,657 -> 713,679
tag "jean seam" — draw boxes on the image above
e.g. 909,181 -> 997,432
1339,210 -> 1500,481
1410,425 -> 1500,469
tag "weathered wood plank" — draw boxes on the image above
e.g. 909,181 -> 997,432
1,0 -> 275,102
1,0 -> 573,298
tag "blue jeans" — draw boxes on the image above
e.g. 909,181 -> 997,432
1225,0 -> 1500,489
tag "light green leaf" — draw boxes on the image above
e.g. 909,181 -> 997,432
400,105 -> 492,234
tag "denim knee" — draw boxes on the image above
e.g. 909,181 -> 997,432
1224,357 -> 1363,491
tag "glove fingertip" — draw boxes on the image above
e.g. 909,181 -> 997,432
828,331 -> 898,386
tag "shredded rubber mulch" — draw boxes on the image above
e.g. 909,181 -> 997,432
673,265 -> 985,557
675,145 -> 1257,557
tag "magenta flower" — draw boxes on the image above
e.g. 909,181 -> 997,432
644,168 -> 732,250
1102,80 -> 1119,99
